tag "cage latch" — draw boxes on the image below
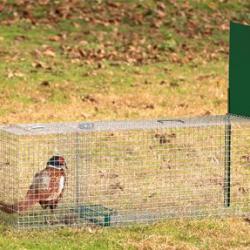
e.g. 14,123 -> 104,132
79,122 -> 94,130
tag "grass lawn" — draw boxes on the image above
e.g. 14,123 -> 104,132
0,0 -> 249,249
0,218 -> 249,250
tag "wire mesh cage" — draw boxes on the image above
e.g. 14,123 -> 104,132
0,115 -> 249,229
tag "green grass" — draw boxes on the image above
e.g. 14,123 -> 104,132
0,218 -> 249,250
0,0 -> 249,249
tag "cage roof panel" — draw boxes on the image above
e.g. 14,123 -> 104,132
0,115 -> 249,136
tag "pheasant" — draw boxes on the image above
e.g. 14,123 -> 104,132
0,155 -> 67,218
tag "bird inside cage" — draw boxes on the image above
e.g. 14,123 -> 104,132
0,155 -> 67,224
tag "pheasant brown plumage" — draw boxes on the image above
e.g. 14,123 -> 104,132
0,156 -> 67,214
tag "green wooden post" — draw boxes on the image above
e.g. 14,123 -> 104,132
229,22 -> 250,117
226,22 -> 250,207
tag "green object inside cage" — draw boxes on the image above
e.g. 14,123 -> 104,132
78,205 -> 116,227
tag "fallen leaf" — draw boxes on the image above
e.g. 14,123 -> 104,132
78,48 -> 85,58
49,35 -> 61,42
203,111 -> 211,115
43,48 -> 56,57
156,10 -> 166,19
32,49 -> 42,58
169,81 -> 179,87
32,61 -> 48,69
40,80 -> 50,87
38,0 -> 49,5
7,70 -> 14,79
14,72 -> 25,78
73,22 -> 80,28
157,2 -> 166,11
81,94 -> 98,103
7,70 -> 25,79
144,104 -> 154,109
14,35 -> 27,41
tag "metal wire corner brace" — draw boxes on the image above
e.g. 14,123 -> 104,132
224,115 -> 231,207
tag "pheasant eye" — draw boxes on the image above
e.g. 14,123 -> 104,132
58,157 -> 65,164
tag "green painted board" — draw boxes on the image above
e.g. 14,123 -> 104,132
229,22 -> 250,117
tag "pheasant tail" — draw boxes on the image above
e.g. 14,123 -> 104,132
0,195 -> 39,214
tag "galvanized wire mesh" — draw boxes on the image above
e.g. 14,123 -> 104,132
0,115 -> 249,229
